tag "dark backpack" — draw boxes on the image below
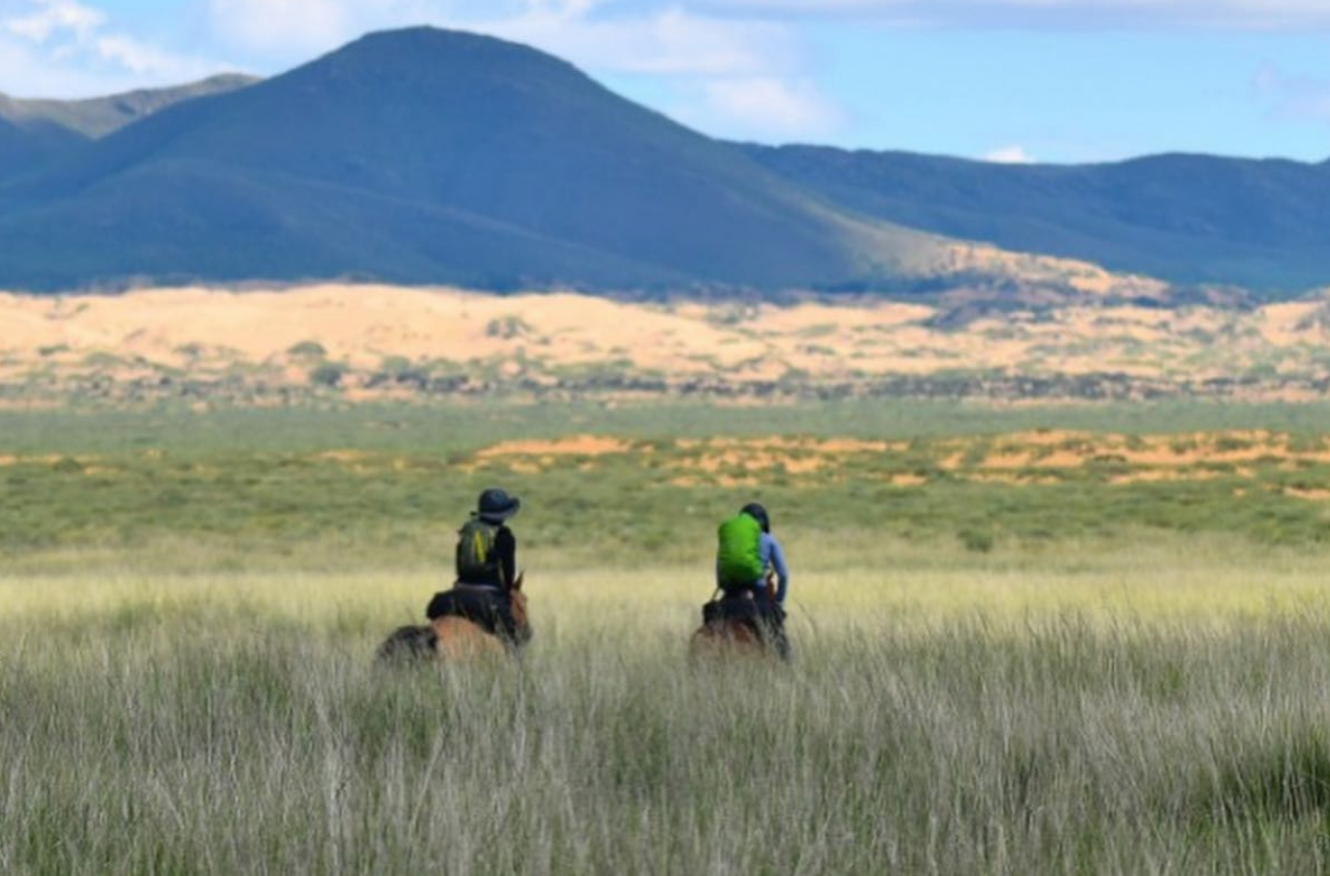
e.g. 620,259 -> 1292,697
456,517 -> 504,586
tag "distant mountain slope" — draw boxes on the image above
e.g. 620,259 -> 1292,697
0,116 -> 41,170
0,74 -> 259,140
743,145 -> 1330,292
0,114 -> 82,181
0,28 -> 957,293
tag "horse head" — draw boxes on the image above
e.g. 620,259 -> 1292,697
507,572 -> 531,645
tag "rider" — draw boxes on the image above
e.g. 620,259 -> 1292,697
456,487 -> 521,590
427,487 -> 528,646
714,502 -> 791,658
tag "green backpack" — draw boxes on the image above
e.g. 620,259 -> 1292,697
456,517 -> 503,586
717,513 -> 765,590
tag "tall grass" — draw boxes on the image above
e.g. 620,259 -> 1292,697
5,549 -> 1330,874
8,403 -> 1330,872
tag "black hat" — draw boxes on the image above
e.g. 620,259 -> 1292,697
741,502 -> 770,533
478,488 -> 521,522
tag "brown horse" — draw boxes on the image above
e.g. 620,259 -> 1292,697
377,575 -> 529,664
689,616 -> 769,660
689,588 -> 788,662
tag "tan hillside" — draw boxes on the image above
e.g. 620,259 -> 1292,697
2,284 -> 1330,405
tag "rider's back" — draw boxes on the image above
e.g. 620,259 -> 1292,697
717,512 -> 764,590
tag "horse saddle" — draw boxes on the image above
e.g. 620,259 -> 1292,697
703,598 -> 785,628
426,587 -> 520,642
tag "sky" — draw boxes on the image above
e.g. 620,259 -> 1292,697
0,0 -> 1327,164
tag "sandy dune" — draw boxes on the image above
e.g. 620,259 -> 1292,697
2,284 -> 1330,402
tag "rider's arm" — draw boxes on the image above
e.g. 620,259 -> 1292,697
767,534 -> 790,604
497,527 -> 517,588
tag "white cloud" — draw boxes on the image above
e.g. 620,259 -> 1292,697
201,0 -> 834,140
205,0 -> 795,76
93,34 -> 198,76
3,0 -> 102,43
682,75 -> 843,139
694,0 -> 1330,30
208,0 -> 358,58
0,0 -> 223,96
1254,63 -> 1330,122
469,6 -> 794,75
985,144 -> 1036,163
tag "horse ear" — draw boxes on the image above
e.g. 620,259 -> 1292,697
510,572 -> 525,593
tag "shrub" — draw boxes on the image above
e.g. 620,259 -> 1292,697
958,526 -> 995,553
288,340 -> 327,358
485,316 -> 531,340
309,362 -> 348,388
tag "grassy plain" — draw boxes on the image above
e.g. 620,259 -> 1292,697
6,401 -> 1330,874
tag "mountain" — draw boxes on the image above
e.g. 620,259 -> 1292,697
0,116 -> 42,169
0,75 -> 259,184
4,27 -> 1324,296
0,28 -> 960,293
0,74 -> 260,140
0,114 -> 80,181
743,145 -> 1330,293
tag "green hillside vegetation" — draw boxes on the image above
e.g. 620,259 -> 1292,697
746,145 -> 1330,293
0,28 -> 950,293
0,74 -> 260,140
2,27 -> 1328,294
0,115 -> 72,180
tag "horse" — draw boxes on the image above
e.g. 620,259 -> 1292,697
689,587 -> 789,662
377,574 -> 529,664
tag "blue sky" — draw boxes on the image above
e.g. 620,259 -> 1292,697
0,0 -> 1327,164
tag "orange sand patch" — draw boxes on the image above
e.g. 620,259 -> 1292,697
689,437 -> 890,454
782,457 -> 824,475
1260,302 -> 1324,346
998,430 -> 1086,447
315,450 -> 372,464
1285,487 -> 1330,501
968,473 -> 1063,486
475,436 -> 632,459
968,430 -> 1330,471
817,438 -> 897,454
936,452 -> 968,471
1108,469 -> 1225,485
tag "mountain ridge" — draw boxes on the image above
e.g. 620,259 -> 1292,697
0,27 -> 965,293
0,26 -> 1323,297
743,143 -> 1330,292
0,74 -> 261,140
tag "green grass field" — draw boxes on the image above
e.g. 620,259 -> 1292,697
6,402 -> 1330,874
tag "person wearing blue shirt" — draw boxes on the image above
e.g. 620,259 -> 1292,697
752,517 -> 790,605
715,502 -> 792,660
716,502 -> 791,602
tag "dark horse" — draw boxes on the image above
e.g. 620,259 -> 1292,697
377,574 -> 530,664
689,585 -> 790,662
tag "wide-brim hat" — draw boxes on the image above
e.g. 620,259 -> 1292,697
478,488 -> 521,521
